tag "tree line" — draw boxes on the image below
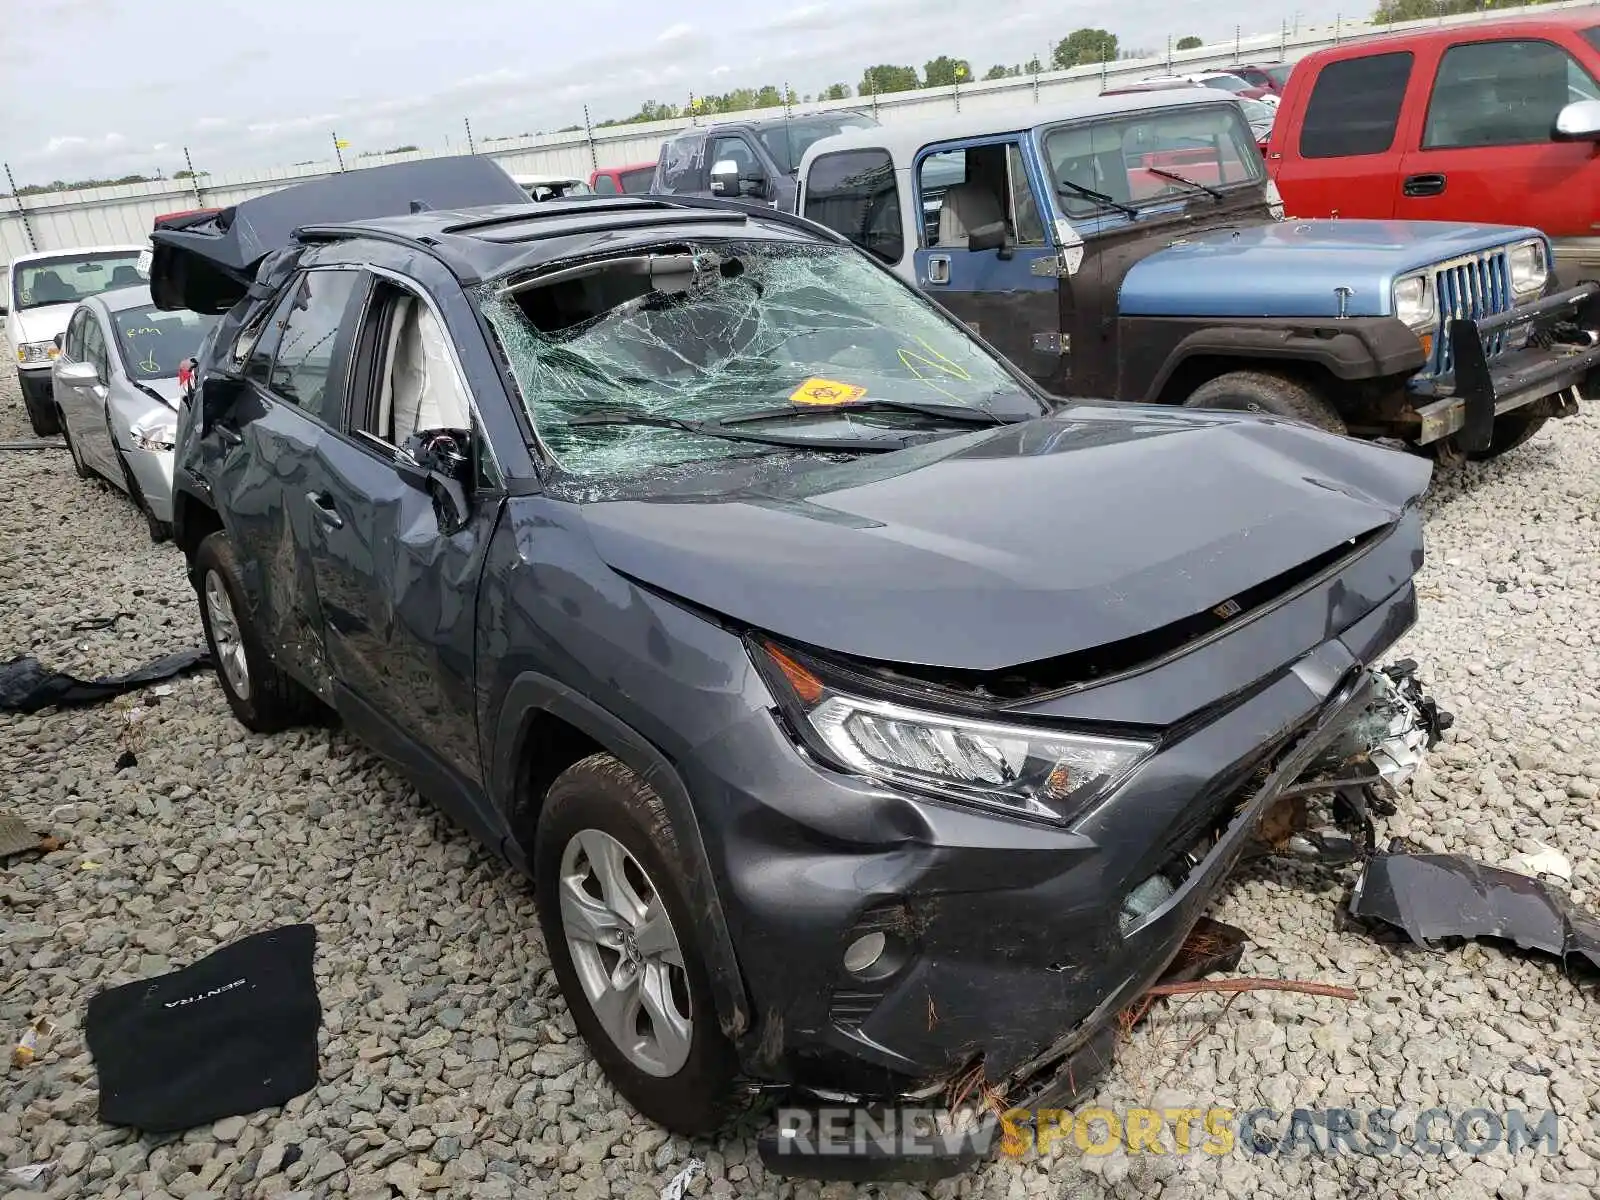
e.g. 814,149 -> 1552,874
1372,0 -> 1556,22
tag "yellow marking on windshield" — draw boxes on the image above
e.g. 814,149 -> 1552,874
138,347 -> 160,373
124,326 -> 162,338
897,335 -> 972,402
790,377 -> 868,406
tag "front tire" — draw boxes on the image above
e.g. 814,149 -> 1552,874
193,531 -> 320,732
1466,411 -> 1548,462
19,373 -> 60,437
534,754 -> 740,1137
1181,370 -> 1348,436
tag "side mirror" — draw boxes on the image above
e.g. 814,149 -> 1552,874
709,159 -> 740,196
57,361 -> 100,387
199,373 -> 246,427
403,428 -> 473,534
53,332 -> 64,349
967,220 -> 1011,257
1554,99 -> 1600,142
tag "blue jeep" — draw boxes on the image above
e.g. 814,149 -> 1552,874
797,89 -> 1600,460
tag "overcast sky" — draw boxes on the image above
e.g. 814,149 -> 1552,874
7,0 -> 1321,184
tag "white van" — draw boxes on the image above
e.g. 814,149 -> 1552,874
3,244 -> 147,435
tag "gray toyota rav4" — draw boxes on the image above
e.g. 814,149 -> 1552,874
154,157 -> 1444,1179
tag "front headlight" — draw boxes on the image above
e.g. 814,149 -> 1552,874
130,418 -> 177,452
16,341 -> 58,365
1392,272 -> 1436,332
1508,238 -> 1548,297
755,641 -> 1155,824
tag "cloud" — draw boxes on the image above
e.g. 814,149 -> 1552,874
43,132 -> 125,156
657,22 -> 694,43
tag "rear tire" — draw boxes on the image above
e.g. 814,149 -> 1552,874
19,374 -> 60,437
534,754 -> 741,1138
193,531 -> 321,733
1181,370 -> 1348,436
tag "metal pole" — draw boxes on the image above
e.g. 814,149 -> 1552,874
1236,25 -> 1241,58
332,134 -> 346,172
183,147 -> 204,207
583,105 -> 599,172
464,117 -> 476,156
4,164 -> 37,252
1281,18 -> 1288,55
1165,35 -> 1173,72
783,81 -> 793,120
869,75 -> 879,119
1335,12 -> 1342,42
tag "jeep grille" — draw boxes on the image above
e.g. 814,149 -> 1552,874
1428,247 -> 1512,377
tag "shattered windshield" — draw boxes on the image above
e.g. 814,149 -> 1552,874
478,240 -> 1046,480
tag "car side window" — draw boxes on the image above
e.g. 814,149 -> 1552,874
62,310 -> 87,361
657,134 -> 703,193
232,287 -> 294,382
266,269 -> 362,424
593,174 -> 619,195
803,149 -> 904,265
1299,52 -> 1414,158
360,282 -> 473,448
80,316 -> 108,377
1423,39 -> 1599,149
708,135 -> 759,180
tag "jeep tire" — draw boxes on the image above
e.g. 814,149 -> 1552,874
1181,370 -> 1348,436
1466,410 -> 1548,462
534,754 -> 740,1137
193,531 -> 321,732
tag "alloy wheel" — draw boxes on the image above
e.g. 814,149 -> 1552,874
558,828 -> 693,1077
203,570 -> 251,701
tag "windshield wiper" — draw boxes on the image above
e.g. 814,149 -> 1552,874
568,412 -> 910,453
1144,166 -> 1224,202
1056,179 -> 1138,218
717,398 -> 1024,428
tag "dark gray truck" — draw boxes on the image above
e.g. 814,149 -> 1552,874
651,110 -> 879,212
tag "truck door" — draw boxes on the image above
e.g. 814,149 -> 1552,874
1269,48 -> 1416,219
911,136 -> 1065,386
1395,32 -> 1600,282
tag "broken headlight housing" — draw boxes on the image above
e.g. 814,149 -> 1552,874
754,640 -> 1155,824
131,417 -> 177,452
1392,272 -> 1436,333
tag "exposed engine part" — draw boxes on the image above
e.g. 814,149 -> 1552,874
1256,662 -> 1451,866
1305,659 -> 1451,791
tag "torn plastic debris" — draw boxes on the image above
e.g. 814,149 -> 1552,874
1349,846 -> 1600,974
2,1162 -> 56,1185
0,647 -> 210,714
659,1158 -> 705,1200
11,1017 -> 56,1068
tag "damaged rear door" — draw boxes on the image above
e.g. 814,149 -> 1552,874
911,135 -> 1066,384
297,256 -> 505,846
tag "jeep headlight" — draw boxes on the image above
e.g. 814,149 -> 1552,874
1392,272 -> 1436,332
1508,238 -> 1548,298
755,640 -> 1155,824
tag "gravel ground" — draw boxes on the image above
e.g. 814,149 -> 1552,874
2,362 -> 1598,1200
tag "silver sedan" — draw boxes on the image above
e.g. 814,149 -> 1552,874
51,286 -> 219,541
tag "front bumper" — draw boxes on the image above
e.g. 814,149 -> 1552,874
1408,282 -> 1600,450
755,652 -> 1407,1181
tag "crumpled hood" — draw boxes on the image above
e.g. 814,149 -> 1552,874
579,405 -> 1432,672
1120,219 -> 1542,319
9,304 -> 76,347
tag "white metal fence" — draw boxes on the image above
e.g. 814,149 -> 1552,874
3,1 -> 1593,273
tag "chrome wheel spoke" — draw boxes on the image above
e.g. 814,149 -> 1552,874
638,960 -> 693,1072
560,873 -> 626,946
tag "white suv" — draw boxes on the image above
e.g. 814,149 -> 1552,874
3,245 -> 147,435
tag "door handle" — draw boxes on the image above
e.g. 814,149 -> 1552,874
214,421 -> 243,447
1403,173 -> 1447,198
307,491 -> 344,530
926,254 -> 951,285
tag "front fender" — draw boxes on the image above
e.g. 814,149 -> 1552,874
1125,316 -> 1427,402
491,672 -> 752,1041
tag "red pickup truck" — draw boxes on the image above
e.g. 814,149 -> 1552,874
1268,10 -> 1600,286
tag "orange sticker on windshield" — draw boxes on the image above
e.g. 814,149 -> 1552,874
790,378 -> 867,406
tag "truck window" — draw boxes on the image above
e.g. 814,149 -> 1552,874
802,149 -> 904,265
918,142 -> 1045,249
657,134 -> 703,193
593,174 -> 619,195
1423,39 -> 1600,148
1299,52 -> 1413,158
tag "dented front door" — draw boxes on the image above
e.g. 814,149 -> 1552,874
910,135 -> 1066,387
